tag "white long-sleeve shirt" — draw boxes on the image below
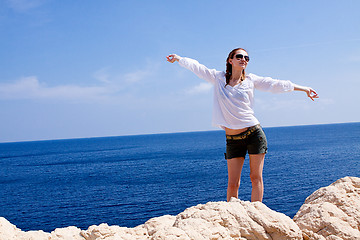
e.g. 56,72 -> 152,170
178,57 -> 295,130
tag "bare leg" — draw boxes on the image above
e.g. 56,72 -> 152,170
249,153 -> 265,202
226,157 -> 245,202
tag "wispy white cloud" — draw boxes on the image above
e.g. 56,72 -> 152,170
124,69 -> 151,83
123,61 -> 160,83
94,60 -> 159,84
6,0 -> 46,12
0,61 -> 161,102
93,67 -> 113,84
0,76 -> 114,101
185,82 -> 212,95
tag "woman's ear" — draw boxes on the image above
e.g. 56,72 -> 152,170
228,59 -> 233,65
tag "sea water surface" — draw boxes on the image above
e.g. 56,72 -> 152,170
0,122 -> 359,232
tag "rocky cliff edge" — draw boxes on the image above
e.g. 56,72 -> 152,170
1,176 -> 359,240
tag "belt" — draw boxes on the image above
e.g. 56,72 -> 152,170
226,124 -> 260,140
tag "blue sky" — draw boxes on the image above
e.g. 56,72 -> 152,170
0,0 -> 359,142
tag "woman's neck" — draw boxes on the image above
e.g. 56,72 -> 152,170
230,69 -> 243,81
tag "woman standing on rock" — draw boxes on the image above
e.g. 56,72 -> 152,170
166,48 -> 318,202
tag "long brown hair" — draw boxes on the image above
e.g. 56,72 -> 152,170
225,48 -> 248,87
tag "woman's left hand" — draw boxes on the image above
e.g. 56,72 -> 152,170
294,85 -> 319,101
305,87 -> 319,101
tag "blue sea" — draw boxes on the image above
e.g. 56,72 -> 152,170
0,123 -> 359,232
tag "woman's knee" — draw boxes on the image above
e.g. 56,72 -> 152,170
227,180 -> 240,190
250,173 -> 263,184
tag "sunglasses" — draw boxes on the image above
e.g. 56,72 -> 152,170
235,54 -> 250,62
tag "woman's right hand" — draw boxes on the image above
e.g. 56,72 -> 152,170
166,54 -> 181,63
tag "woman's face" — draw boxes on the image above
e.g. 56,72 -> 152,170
229,49 -> 249,70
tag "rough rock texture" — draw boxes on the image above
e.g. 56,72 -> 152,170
294,176 -> 360,240
0,217 -> 51,240
0,199 -> 301,240
1,176 -> 359,240
80,198 -> 302,239
0,217 -> 84,240
81,199 -> 302,240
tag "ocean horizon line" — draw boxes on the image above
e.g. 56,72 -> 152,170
1,121 -> 359,144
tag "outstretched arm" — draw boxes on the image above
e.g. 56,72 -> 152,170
166,54 -> 217,84
293,84 -> 319,101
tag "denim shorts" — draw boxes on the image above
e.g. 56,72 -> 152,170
225,125 -> 268,159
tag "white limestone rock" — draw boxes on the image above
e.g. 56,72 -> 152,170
80,223 -> 149,240
0,217 -> 51,240
172,198 -> 302,240
294,176 -> 360,240
50,226 -> 83,240
0,217 -> 19,240
1,197 -> 303,239
3,176 -> 360,239
80,199 -> 302,240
